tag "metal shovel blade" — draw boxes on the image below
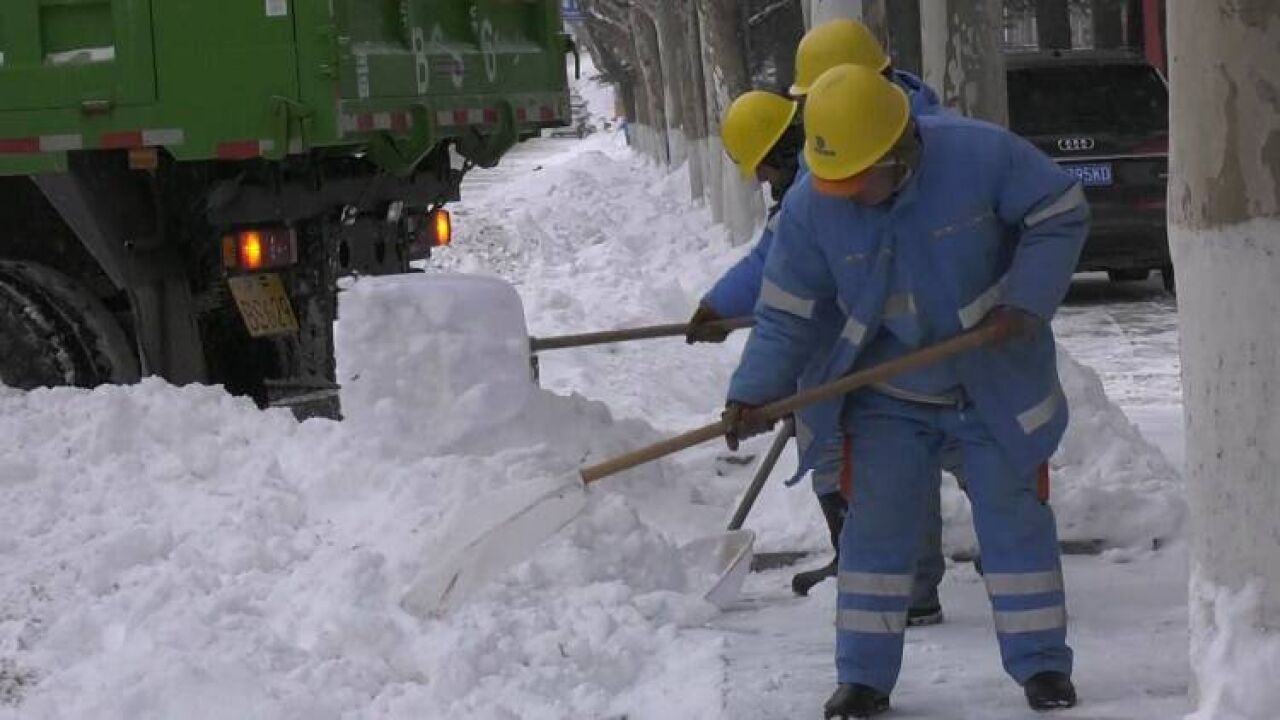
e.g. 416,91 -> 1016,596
680,529 -> 756,610
401,474 -> 589,617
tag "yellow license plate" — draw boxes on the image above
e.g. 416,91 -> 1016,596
227,273 -> 299,338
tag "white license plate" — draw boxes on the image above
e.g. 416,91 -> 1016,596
227,273 -> 299,337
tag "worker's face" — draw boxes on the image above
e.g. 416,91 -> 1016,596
820,124 -> 922,206
845,163 -> 902,206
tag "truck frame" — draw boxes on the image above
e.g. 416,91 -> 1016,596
0,0 -> 572,417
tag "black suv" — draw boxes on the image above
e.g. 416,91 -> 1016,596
1006,51 -> 1172,291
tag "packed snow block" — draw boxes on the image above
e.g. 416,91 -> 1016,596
336,273 -> 534,454
941,348 -> 1186,555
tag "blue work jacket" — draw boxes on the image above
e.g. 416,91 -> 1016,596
727,113 -> 1089,476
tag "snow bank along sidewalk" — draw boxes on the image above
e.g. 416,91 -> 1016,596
0,274 -> 728,719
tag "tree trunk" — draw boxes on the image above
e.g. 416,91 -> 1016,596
921,0 -> 1008,125
653,5 -> 691,167
885,0 -> 923,76
631,7 -> 669,163
1091,0 -> 1126,50
808,0 -> 863,27
697,0 -> 763,240
684,3 -> 711,202
1036,0 -> 1074,50
860,0 -> 888,43
1167,0 -> 1280,707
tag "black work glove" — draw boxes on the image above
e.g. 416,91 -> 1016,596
978,305 -> 1043,344
722,401 -> 776,451
686,303 -> 731,344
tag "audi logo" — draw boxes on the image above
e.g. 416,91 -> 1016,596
1057,137 -> 1096,152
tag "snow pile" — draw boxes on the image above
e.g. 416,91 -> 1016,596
335,273 -> 533,457
938,349 -> 1185,555
1188,577 -> 1280,720
0,273 -> 729,719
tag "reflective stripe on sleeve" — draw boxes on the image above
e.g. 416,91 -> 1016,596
1025,183 -> 1086,227
842,317 -> 868,345
760,279 -> 815,319
958,279 -> 1005,329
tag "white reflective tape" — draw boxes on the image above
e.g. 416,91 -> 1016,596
142,129 -> 185,146
373,113 -> 393,131
1017,390 -> 1061,434
837,608 -> 907,634
1025,183 -> 1086,227
842,317 -> 867,345
766,212 -> 781,233
436,110 -> 454,127
258,139 -> 276,154
838,572 -> 913,597
795,416 -> 813,451
39,134 -> 83,152
958,278 -> 1005,329
340,115 -> 359,134
760,279 -> 815,319
984,570 -> 1064,596
993,605 -> 1067,634
883,292 -> 916,318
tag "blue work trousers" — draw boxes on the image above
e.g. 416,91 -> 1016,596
834,392 -> 1072,693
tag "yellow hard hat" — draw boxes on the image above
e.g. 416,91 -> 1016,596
790,19 -> 890,96
802,64 -> 909,193
720,91 -> 799,179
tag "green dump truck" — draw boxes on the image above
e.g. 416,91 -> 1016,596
0,0 -> 572,416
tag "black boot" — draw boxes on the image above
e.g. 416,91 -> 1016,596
824,683 -> 890,718
1023,671 -> 1077,711
793,492 -> 847,596
791,558 -> 837,596
906,604 -> 944,627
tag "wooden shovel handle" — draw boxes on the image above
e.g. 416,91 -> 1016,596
530,316 -> 755,352
579,325 -> 999,485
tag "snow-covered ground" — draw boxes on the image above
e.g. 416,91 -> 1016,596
0,69 -> 1233,718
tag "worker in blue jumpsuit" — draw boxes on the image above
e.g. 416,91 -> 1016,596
688,18 -> 958,623
722,64 -> 1087,717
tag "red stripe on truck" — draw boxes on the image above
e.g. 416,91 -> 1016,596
216,141 -> 264,160
100,131 -> 146,149
0,138 -> 40,154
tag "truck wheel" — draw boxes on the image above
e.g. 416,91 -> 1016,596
0,261 -> 139,390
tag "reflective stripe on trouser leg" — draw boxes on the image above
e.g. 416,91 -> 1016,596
946,409 -> 1073,684
836,395 -> 941,692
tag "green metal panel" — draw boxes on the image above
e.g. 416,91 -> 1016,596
0,0 -> 570,174
0,0 -> 156,110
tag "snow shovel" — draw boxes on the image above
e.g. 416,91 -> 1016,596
402,325 -> 1000,616
529,316 -> 755,352
677,418 -> 795,609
